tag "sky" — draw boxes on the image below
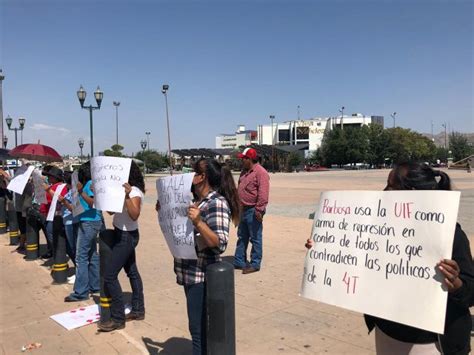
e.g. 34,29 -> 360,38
0,0 -> 472,156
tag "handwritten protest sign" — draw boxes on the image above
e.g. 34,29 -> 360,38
32,169 -> 47,204
301,191 -> 460,334
71,171 -> 84,217
91,157 -> 131,213
7,165 -> 35,194
156,173 -> 196,259
46,183 -> 66,222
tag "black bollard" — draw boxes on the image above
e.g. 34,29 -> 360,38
25,209 -> 40,260
52,216 -> 68,284
0,197 -> 7,234
99,229 -> 116,323
206,261 -> 236,355
7,201 -> 20,245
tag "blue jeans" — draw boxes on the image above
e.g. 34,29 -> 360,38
184,283 -> 206,355
64,223 -> 77,266
70,220 -> 102,299
104,228 -> 144,323
234,207 -> 263,269
46,221 -> 54,252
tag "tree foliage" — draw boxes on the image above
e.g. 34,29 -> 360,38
103,144 -> 124,157
135,150 -> 169,172
449,132 -> 473,162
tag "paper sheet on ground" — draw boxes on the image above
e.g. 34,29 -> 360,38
91,156 -> 132,213
71,170 -> 85,217
300,190 -> 460,334
7,165 -> 35,194
50,304 -> 100,330
32,169 -> 47,204
156,173 -> 197,259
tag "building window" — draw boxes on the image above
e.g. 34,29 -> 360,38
278,129 -> 290,142
296,126 -> 309,140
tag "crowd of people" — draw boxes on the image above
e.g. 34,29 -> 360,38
2,150 -> 472,355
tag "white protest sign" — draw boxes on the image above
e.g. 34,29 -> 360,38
91,157 -> 132,213
46,183 -> 66,221
301,190 -> 460,334
71,170 -> 85,217
7,165 -> 35,194
156,173 -> 197,259
32,169 -> 47,204
50,304 -> 100,331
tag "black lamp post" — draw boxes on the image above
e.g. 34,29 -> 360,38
3,135 -> 7,149
162,84 -> 173,175
145,131 -> 151,150
78,138 -> 84,162
140,139 -> 147,174
77,85 -> 103,157
270,115 -> 275,173
391,112 -> 397,128
5,115 -> 26,147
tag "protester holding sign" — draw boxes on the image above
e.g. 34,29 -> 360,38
366,163 -> 474,354
305,163 -> 474,354
168,158 -> 240,355
98,161 -> 146,332
65,162 -> 103,302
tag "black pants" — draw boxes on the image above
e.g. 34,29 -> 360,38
103,228 -> 144,323
17,212 -> 26,235
184,282 -> 207,355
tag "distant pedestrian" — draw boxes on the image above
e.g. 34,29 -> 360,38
467,160 -> 471,173
233,147 -> 270,274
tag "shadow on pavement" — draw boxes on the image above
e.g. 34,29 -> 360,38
142,336 -> 192,355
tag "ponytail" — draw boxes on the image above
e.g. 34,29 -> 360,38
435,170 -> 451,191
392,162 -> 452,191
194,158 -> 241,225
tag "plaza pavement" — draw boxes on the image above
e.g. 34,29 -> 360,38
0,169 -> 473,354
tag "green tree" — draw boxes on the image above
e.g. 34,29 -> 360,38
366,123 -> 389,167
288,151 -> 303,170
449,132 -> 473,162
320,128 -> 348,166
103,144 -> 124,157
345,126 -> 369,165
135,150 -> 169,171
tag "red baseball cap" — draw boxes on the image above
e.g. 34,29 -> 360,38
237,147 -> 257,160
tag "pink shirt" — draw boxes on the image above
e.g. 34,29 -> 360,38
238,164 -> 270,214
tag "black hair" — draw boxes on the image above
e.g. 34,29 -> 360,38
63,171 -> 72,185
194,158 -> 241,225
387,162 -> 451,191
129,161 -> 145,193
78,161 -> 91,184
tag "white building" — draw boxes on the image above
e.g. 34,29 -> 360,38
258,114 -> 384,152
215,125 -> 258,149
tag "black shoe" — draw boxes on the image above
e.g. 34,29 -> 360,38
125,312 -> 145,322
242,267 -> 260,274
98,320 -> 125,332
64,295 -> 89,302
233,265 -> 245,270
41,252 -> 53,259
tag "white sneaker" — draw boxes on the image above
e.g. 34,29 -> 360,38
67,275 -> 76,284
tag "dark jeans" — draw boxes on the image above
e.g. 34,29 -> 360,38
234,207 -> 263,269
104,228 -> 144,323
184,282 -> 207,355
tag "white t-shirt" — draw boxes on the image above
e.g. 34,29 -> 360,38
113,186 -> 144,231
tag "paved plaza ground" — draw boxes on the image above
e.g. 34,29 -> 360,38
1,169 -> 473,354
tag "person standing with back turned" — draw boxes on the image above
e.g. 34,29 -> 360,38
233,147 -> 270,274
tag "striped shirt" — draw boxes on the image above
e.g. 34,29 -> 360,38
174,190 -> 230,286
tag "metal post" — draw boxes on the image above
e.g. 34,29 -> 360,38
0,69 -> 4,142
99,229 -> 116,322
52,216 -> 68,284
0,197 -> 7,234
89,107 -> 94,157
7,200 -> 19,245
206,261 -> 235,355
164,92 -> 173,175
14,129 -> 18,147
25,209 -> 39,260
270,115 -> 275,173
113,101 -> 120,146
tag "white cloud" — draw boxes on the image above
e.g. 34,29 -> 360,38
30,123 -> 71,134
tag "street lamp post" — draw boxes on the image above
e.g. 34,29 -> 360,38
145,131 -> 151,150
442,123 -> 447,150
339,106 -> 345,130
3,135 -> 7,149
113,101 -> 120,146
162,84 -> 173,175
76,85 -> 103,157
78,138 -> 84,162
5,115 -> 26,147
140,139 -> 147,174
391,112 -> 397,128
0,69 -> 4,143
270,115 -> 275,173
